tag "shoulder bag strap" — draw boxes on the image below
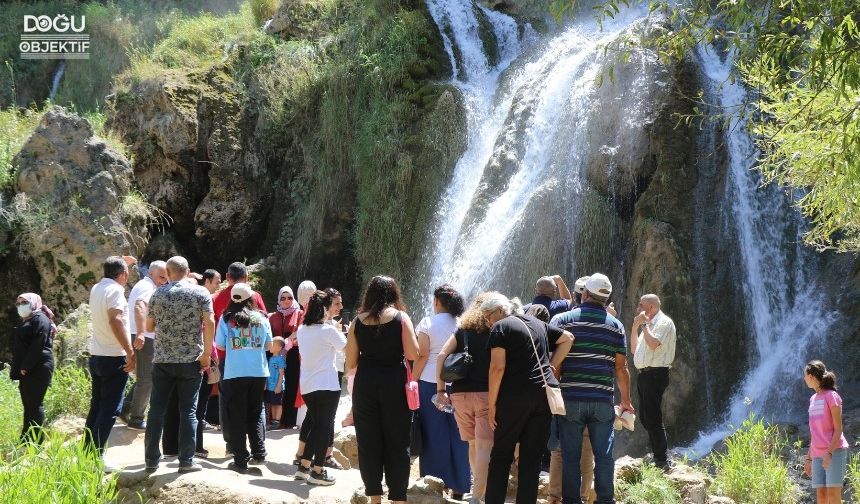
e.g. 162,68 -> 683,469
464,330 -> 469,353
511,316 -> 550,389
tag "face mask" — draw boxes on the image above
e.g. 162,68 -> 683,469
17,304 -> 33,318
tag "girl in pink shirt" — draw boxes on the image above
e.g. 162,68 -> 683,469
803,360 -> 849,504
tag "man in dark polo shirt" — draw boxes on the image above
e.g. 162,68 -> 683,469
550,273 -> 634,504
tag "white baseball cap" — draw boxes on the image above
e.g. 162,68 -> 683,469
585,273 -> 612,298
573,276 -> 589,294
231,283 -> 254,303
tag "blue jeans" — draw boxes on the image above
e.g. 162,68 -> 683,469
85,355 -> 129,453
145,362 -> 202,467
557,401 -> 615,504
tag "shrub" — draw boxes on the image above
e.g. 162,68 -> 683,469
710,416 -> 798,504
0,430 -> 117,502
250,0 -> 280,25
44,365 -> 91,424
618,463 -> 681,504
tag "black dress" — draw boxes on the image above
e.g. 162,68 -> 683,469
11,311 -> 55,443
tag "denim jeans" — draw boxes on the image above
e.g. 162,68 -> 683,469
145,362 -> 202,467
557,400 -> 615,504
85,355 -> 129,453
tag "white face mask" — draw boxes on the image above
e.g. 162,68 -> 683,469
17,304 -> 33,318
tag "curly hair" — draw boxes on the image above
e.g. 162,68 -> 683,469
458,292 -> 492,332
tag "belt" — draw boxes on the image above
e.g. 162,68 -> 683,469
639,366 -> 670,373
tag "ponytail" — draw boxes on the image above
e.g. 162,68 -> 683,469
303,290 -> 333,326
805,360 -> 838,391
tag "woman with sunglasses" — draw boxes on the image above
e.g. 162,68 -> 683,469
269,286 -> 302,428
11,293 -> 57,444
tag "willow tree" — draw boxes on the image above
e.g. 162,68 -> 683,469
553,0 -> 860,251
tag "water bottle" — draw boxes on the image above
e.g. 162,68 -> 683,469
431,393 -> 454,414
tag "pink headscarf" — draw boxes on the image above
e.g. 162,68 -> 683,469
276,286 -> 300,317
17,292 -> 58,336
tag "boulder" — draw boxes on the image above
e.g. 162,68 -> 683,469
666,463 -> 712,504
264,0 -> 325,40
330,447 -> 351,470
11,107 -> 146,313
614,455 -> 643,483
407,476 -> 449,504
50,414 -> 86,437
333,427 -> 359,468
54,303 -> 92,366
707,497 -> 736,504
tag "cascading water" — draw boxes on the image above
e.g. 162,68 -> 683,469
421,0 -> 842,454
687,46 -> 840,454
420,1 -> 658,305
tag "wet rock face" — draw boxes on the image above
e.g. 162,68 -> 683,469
11,107 -> 145,312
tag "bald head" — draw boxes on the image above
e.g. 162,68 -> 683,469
166,256 -> 190,281
535,276 -> 557,297
638,294 -> 661,317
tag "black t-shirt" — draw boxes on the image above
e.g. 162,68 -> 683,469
488,314 -> 563,397
449,328 -> 490,394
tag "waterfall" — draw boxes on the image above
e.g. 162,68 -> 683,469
420,1 -> 655,306
49,60 -> 65,102
687,46 -> 839,455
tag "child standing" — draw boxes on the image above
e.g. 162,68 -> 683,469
267,337 -> 288,428
803,360 -> 849,504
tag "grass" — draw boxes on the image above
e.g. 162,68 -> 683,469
618,462 -> 681,504
44,366 -> 92,424
0,372 -> 21,453
710,416 -> 798,504
0,430 -> 117,503
848,452 -> 860,500
0,106 -> 46,191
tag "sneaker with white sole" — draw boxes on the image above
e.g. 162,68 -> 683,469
178,462 -> 203,473
294,465 -> 310,481
307,468 -> 335,486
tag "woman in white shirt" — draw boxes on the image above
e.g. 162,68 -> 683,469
295,290 -> 347,486
412,284 -> 470,500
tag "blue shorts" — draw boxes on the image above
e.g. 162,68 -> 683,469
812,448 -> 847,488
265,390 -> 283,405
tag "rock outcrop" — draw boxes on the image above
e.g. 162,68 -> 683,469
9,107 -> 146,312
107,68 -> 272,265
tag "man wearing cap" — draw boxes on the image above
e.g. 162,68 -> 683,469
550,273 -> 633,504
122,261 -> 169,430
144,256 -> 215,474
631,294 -> 676,469
528,275 -> 573,318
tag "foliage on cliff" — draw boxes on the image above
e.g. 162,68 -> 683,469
554,0 -> 860,252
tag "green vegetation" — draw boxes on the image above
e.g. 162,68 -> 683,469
709,417 -> 798,504
848,452 -> 860,500
618,463 -> 681,504
0,106 -> 45,191
44,365 -> 92,423
0,372 -> 21,452
0,430 -> 117,503
553,0 -> 860,251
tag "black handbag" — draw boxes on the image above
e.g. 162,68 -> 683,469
409,411 -> 423,457
440,331 -> 473,382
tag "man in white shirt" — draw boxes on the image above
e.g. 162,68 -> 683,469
85,256 -> 136,458
630,294 -> 677,469
122,261 -> 168,429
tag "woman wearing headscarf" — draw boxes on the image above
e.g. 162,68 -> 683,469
269,286 -> 303,428
11,293 -> 57,444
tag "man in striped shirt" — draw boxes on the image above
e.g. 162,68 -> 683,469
550,273 -> 633,504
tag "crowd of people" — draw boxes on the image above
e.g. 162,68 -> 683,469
7,256 -> 850,504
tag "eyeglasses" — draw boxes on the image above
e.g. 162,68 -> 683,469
280,296 -> 293,301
